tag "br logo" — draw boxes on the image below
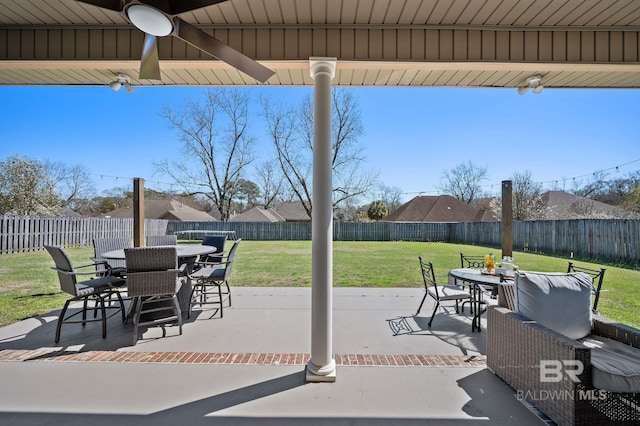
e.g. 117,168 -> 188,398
540,360 -> 584,383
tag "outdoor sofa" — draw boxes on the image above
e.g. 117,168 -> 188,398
487,271 -> 640,425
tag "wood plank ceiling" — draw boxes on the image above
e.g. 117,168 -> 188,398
1,0 -> 640,88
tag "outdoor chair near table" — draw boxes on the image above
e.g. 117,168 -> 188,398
91,237 -> 131,278
488,271 -> 640,425
200,235 -> 227,264
457,252 -> 487,312
567,261 -> 606,313
124,247 -> 185,345
146,235 -> 178,246
416,256 -> 470,327
188,239 -> 242,319
45,245 -> 126,343
91,237 -> 131,312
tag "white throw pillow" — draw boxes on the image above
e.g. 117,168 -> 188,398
514,271 -> 592,340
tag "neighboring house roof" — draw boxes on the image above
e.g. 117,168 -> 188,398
62,207 -> 82,217
272,201 -> 310,222
541,190 -> 626,220
230,201 -> 310,222
106,199 -> 216,221
230,206 -> 284,222
384,195 -> 496,223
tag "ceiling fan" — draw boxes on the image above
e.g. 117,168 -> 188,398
76,0 -> 275,83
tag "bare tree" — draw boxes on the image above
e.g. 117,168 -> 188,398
491,170 -> 547,220
622,179 -> 640,215
254,160 -> 287,208
376,184 -> 404,213
438,161 -> 488,204
48,162 -> 95,210
155,88 -> 256,221
262,96 -> 313,215
0,154 -> 61,215
262,88 -> 377,218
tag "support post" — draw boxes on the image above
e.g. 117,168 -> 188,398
501,180 -> 513,258
133,178 -> 145,248
306,57 -> 337,383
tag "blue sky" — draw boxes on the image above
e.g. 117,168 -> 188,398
1,84 -> 638,202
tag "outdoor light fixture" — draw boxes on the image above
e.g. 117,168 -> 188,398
109,73 -> 135,93
126,4 -> 173,36
517,74 -> 543,95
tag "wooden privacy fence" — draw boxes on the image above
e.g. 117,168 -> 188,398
2,215 -> 639,265
0,215 -> 168,254
169,219 -> 640,265
449,219 -> 640,265
167,221 -> 449,243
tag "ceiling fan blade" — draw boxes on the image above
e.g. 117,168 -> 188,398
165,0 -> 229,15
139,34 -> 161,80
173,18 -> 275,83
75,0 -> 123,12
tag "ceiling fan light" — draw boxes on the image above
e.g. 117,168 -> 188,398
124,82 -> 135,93
533,84 -> 543,94
109,81 -> 122,91
127,4 -> 173,37
517,86 -> 529,95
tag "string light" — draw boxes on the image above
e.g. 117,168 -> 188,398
94,158 -> 640,196
402,158 -> 640,196
89,173 -> 210,190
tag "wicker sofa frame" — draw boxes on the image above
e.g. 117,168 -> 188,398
487,305 -> 640,425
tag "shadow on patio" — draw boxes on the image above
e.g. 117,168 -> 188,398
0,287 -> 544,425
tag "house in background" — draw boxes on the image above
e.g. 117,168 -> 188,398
387,191 -> 628,223
106,199 -> 216,221
542,190 -> 628,219
230,201 -> 310,222
384,195 -> 497,223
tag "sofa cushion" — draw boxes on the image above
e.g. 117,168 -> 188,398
580,334 -> 640,393
514,271 -> 592,340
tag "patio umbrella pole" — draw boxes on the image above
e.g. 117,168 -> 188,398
306,57 -> 337,383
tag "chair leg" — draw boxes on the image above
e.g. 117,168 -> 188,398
82,298 -> 89,324
225,281 -> 231,306
114,291 -> 126,323
172,295 -> 183,335
99,296 -> 107,339
133,297 -> 142,345
218,284 -> 223,318
416,292 -> 428,315
55,299 -> 72,343
187,283 -> 200,319
428,300 -> 440,327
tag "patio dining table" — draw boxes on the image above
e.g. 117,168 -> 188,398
449,267 -> 513,332
101,245 -> 217,317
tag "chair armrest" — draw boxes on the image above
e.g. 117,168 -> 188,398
186,260 -> 228,280
51,263 -> 114,277
592,315 -> 640,350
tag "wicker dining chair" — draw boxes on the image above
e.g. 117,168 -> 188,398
91,237 -> 131,278
45,245 -> 126,343
124,247 -> 184,345
145,235 -> 178,246
188,239 -> 242,319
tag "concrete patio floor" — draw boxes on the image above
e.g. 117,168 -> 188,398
0,287 -> 546,425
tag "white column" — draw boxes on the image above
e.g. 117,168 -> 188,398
306,57 -> 337,382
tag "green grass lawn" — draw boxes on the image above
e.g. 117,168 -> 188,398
1,240 -> 639,329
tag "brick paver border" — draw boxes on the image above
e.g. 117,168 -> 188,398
0,349 -> 486,367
